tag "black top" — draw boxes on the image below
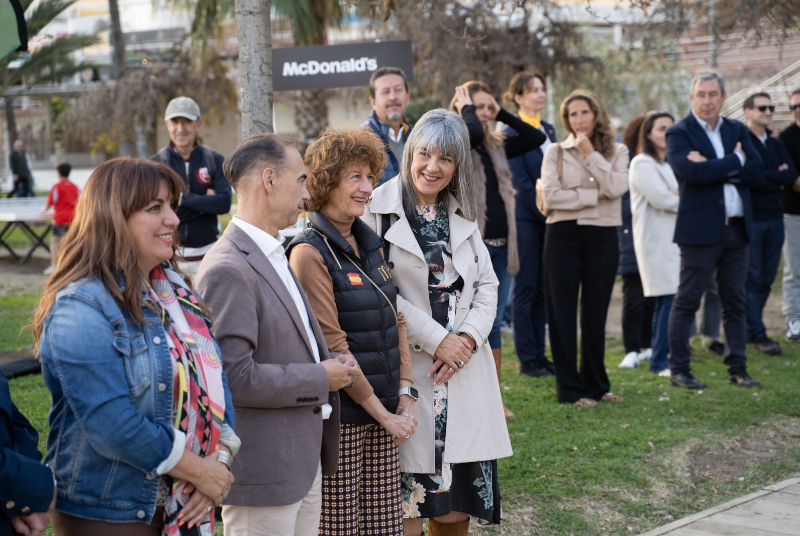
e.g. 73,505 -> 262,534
748,129 -> 797,221
778,123 -> 800,215
286,212 -> 401,425
461,105 -> 546,240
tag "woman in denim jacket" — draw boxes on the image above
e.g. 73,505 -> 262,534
33,159 -> 237,536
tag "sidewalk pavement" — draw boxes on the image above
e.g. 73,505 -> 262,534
2,168 -> 95,195
640,477 -> 800,535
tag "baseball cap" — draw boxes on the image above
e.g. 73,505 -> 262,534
165,97 -> 201,121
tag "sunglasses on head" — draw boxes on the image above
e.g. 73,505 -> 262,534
791,104 -> 800,111
756,105 -> 776,112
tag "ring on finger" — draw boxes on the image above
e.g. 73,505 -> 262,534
448,367 -> 454,373
456,359 -> 465,368
206,505 -> 213,513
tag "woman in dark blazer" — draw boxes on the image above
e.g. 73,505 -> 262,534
502,72 -> 557,379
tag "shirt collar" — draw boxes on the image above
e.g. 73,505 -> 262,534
232,216 -> 284,258
691,108 -> 723,133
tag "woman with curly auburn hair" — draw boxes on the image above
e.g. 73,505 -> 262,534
540,89 -> 630,407
286,126 -> 416,535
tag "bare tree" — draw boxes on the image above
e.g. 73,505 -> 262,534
235,0 -> 273,136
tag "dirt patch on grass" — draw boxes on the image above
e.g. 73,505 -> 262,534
685,418 -> 800,484
0,256 -> 48,296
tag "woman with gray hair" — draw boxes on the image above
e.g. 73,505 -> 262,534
363,108 -> 512,536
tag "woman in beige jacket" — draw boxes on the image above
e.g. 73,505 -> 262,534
540,89 -> 629,407
362,109 -> 512,536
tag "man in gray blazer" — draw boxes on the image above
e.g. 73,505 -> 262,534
195,133 -> 361,536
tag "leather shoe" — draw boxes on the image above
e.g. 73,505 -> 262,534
728,371 -> 760,388
670,371 -> 707,389
706,340 -> 725,356
749,338 -> 781,356
519,361 -> 554,378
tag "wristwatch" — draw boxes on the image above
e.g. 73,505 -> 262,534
398,386 -> 419,401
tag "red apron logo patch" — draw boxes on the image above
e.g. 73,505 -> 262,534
347,273 -> 363,285
197,167 -> 211,185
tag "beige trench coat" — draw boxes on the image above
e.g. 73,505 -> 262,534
362,177 -> 513,474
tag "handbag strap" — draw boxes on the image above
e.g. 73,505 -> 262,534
339,250 -> 398,320
557,144 -> 563,180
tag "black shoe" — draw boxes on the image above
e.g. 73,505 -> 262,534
728,370 -> 761,388
706,340 -> 725,356
750,338 -> 782,356
670,371 -> 707,389
540,359 -> 555,374
519,361 -> 554,377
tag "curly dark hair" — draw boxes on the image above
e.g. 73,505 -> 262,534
303,126 -> 388,213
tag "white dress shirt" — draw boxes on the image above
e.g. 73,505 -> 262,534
231,216 -> 332,419
691,109 -> 744,217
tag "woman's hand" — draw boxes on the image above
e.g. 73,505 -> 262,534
575,133 -> 594,158
169,447 -> 234,507
453,85 -> 473,114
428,333 -> 472,385
178,485 -> 215,529
382,413 -> 415,445
487,94 -> 501,121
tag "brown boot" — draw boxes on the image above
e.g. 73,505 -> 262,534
428,518 -> 470,536
492,348 -> 516,420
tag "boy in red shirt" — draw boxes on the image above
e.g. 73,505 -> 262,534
43,162 -> 79,274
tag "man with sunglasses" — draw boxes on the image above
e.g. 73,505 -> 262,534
778,89 -> 800,342
743,93 -> 797,355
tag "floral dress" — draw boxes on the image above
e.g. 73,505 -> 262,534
400,204 -> 502,525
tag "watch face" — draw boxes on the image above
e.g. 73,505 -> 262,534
408,387 -> 419,400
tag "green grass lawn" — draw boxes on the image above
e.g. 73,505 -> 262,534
5,286 -> 800,535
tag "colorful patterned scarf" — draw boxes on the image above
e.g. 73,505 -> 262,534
147,263 -> 225,536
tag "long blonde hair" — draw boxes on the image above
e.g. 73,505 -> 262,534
560,89 -> 617,160
32,158 -> 195,355
449,81 -> 505,150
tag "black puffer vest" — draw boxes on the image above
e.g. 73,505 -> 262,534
287,211 -> 401,425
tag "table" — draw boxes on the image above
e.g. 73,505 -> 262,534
0,198 -> 52,264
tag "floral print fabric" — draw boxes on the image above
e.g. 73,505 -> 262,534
401,204 -> 502,525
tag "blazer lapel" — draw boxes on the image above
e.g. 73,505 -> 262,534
686,113 -> 719,160
225,224 -> 316,360
720,119 -> 738,154
371,177 -> 427,263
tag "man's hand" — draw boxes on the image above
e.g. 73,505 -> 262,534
206,188 -> 216,196
734,141 -> 746,164
687,151 -> 707,163
792,176 -> 800,193
321,357 -> 361,390
779,163 -> 790,172
10,487 -> 54,536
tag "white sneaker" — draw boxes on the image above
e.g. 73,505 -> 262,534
619,351 -> 639,369
657,369 -> 672,377
638,348 -> 652,362
786,319 -> 800,341
43,264 -> 55,275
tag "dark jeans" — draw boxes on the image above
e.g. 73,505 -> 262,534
621,273 -> 655,353
651,294 -> 674,372
544,221 -> 618,403
6,177 -> 33,198
690,274 -> 721,339
668,222 -> 750,375
513,219 -> 547,365
486,243 -> 512,349
746,218 -> 784,341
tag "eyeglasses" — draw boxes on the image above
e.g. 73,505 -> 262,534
791,104 -> 800,111
756,105 -> 776,112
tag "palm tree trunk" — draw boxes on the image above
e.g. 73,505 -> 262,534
294,89 -> 329,148
236,0 -> 274,137
108,0 -> 125,79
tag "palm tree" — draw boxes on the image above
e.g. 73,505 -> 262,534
1,0 -> 98,144
175,0 -> 345,141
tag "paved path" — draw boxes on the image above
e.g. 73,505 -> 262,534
640,478 -> 800,535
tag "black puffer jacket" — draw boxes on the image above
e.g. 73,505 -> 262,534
287,212 -> 401,425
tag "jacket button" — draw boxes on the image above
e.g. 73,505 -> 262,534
158,383 -> 167,392
388,261 -> 394,269
624,229 -> 629,234
589,177 -> 595,181
313,406 -> 321,415
473,281 -> 479,288
414,345 -> 421,351
474,255 -> 478,263
153,336 -> 161,345
20,507 -> 30,514
5,501 -> 14,509
137,510 -> 146,519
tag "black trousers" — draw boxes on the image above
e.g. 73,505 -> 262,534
544,221 -> 619,403
622,273 -> 655,353
514,218 -> 547,365
668,221 -> 750,374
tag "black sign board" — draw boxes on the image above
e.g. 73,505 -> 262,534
273,40 -> 414,92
